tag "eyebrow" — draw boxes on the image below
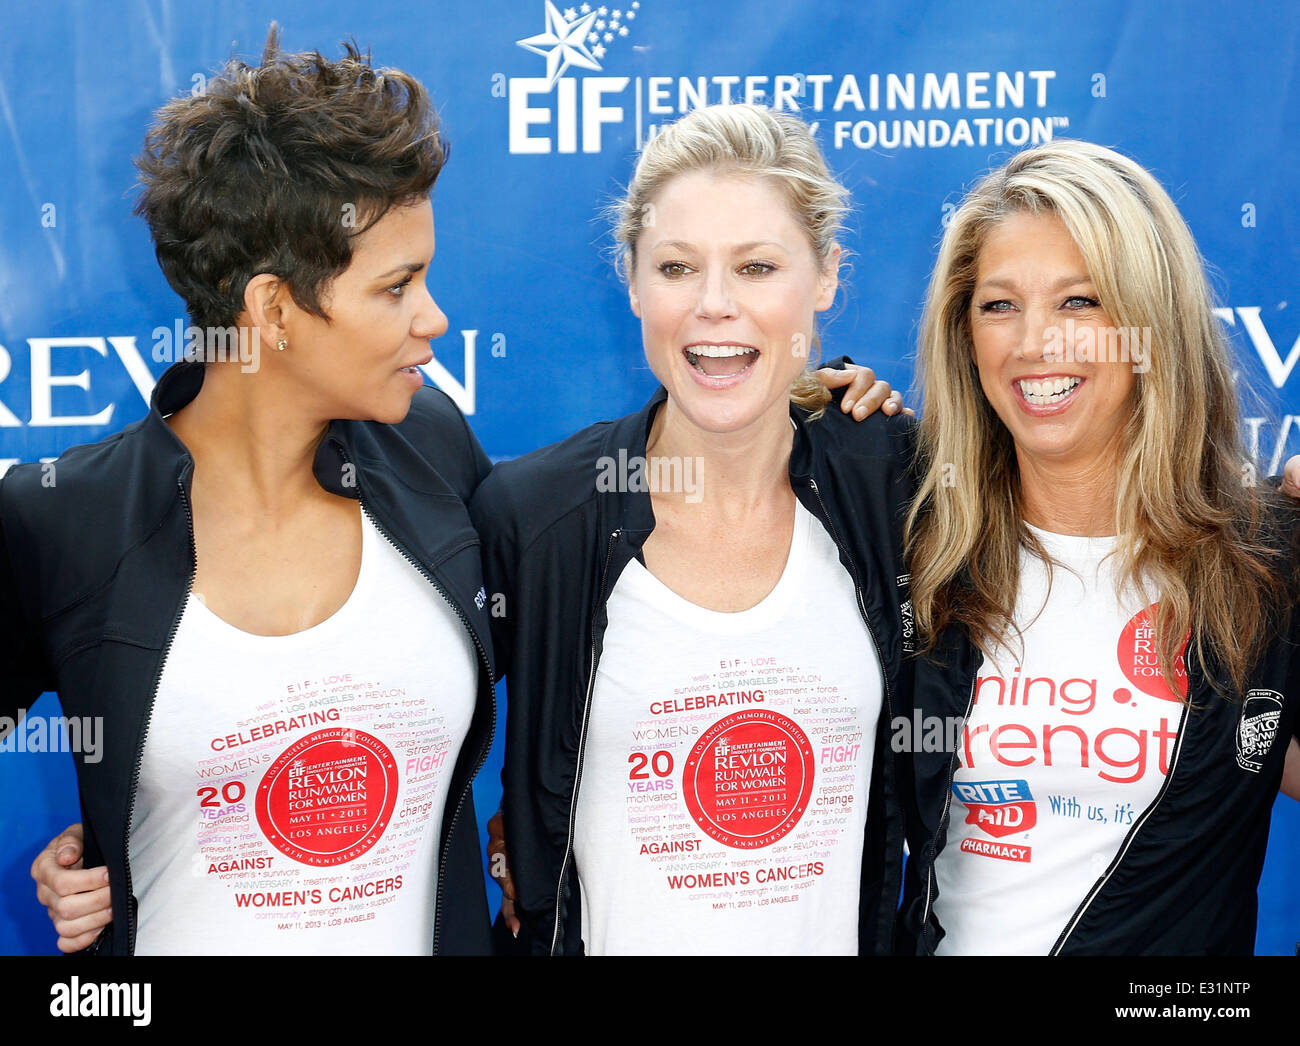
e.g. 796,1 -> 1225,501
976,274 -> 1094,292
648,239 -> 789,253
372,262 -> 426,281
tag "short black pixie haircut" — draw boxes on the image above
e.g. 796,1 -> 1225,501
134,25 -> 446,331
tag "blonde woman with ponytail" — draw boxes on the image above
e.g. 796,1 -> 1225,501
474,103 -> 917,955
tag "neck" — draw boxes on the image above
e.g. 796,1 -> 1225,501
1016,445 -> 1121,537
166,363 -> 331,512
646,397 -> 794,515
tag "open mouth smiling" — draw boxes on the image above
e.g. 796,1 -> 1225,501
1017,375 -> 1082,406
683,342 -> 759,377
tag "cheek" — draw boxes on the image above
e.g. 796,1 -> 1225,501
970,332 -> 1003,393
764,285 -> 819,363
318,304 -> 403,381
1099,368 -> 1138,413
638,290 -> 685,346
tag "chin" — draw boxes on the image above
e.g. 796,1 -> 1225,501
671,387 -> 767,433
1009,427 -> 1093,462
342,389 -> 419,426
673,373 -> 796,433
376,398 -> 418,425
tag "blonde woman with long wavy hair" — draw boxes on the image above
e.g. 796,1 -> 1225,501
902,139 -> 1300,955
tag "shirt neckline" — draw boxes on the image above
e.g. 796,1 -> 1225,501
1024,521 -> 1119,562
617,500 -> 813,633
185,510 -> 374,643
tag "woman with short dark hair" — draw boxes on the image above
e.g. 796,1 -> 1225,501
4,28 -> 497,955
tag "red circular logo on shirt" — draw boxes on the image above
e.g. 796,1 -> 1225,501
256,727 -> 398,866
682,709 -> 815,849
1116,605 -> 1189,701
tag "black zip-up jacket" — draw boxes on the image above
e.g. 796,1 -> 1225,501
900,521 -> 1300,955
470,387 -> 917,955
0,361 -> 497,955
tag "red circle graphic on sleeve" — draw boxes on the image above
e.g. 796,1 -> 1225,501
1116,605 -> 1189,701
256,727 -> 399,866
682,709 -> 815,849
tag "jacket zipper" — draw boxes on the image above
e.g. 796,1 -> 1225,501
550,527 -> 621,956
124,476 -> 196,955
806,478 -> 897,950
920,673 -> 977,953
1048,691 -> 1192,955
806,480 -> 895,722
348,473 -> 497,957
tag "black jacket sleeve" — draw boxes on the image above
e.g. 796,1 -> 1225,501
468,473 -> 520,684
0,469 -> 55,728
457,400 -> 494,494
394,386 -> 495,502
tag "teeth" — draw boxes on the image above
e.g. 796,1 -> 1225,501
685,344 -> 757,358
1018,376 -> 1081,404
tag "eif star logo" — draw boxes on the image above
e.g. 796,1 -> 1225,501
517,1 -> 641,88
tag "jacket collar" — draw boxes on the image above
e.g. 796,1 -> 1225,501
148,361 -> 361,499
141,361 -> 201,485
597,385 -> 820,507
596,387 -> 666,538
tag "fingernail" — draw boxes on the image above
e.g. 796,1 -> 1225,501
57,846 -> 77,861
101,868 -> 110,883
842,399 -> 855,412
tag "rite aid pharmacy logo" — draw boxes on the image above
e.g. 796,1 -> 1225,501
954,778 -> 1038,838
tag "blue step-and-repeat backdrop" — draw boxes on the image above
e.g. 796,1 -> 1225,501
1,0 -> 1296,954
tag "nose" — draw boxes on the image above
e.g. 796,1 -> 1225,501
412,281 -> 449,342
1017,306 -> 1051,363
694,268 -> 739,321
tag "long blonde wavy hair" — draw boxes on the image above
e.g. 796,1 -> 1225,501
906,139 -> 1286,697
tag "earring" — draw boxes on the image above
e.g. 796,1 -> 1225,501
276,338 -> 287,352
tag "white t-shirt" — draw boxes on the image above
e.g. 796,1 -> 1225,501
933,525 -> 1186,954
575,501 -> 884,955
129,511 -> 478,955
